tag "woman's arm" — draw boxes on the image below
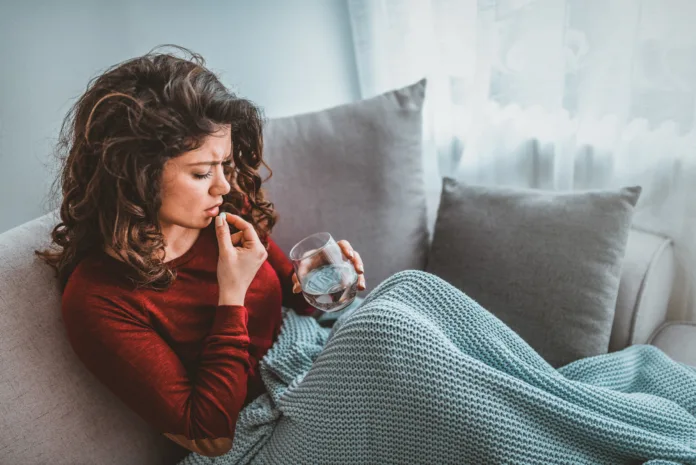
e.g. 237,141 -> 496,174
62,293 -> 251,457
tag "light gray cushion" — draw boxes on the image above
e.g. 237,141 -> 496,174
425,178 -> 642,367
610,229 -> 675,352
262,79 -> 429,292
0,211 -> 187,465
648,322 -> 696,367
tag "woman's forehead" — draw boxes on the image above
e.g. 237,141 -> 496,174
180,127 -> 232,162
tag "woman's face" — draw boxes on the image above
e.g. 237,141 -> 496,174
158,124 -> 233,230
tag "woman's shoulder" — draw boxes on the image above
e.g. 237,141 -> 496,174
62,253 -> 146,323
69,250 -> 132,289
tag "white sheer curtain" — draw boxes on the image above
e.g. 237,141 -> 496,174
348,0 -> 696,322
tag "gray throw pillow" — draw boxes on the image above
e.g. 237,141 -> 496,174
262,79 -> 429,293
425,178 -> 642,367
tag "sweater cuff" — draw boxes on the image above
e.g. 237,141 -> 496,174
211,305 -> 249,334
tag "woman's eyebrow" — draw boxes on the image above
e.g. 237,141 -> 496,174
186,154 -> 233,166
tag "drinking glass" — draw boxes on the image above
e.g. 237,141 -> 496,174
289,232 -> 359,312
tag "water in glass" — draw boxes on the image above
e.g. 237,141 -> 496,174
301,263 -> 358,312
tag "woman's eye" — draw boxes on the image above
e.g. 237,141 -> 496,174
194,161 -> 233,180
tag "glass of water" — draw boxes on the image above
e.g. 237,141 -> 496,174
289,232 -> 359,312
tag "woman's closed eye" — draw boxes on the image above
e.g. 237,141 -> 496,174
193,161 -> 234,179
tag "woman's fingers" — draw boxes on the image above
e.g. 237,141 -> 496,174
337,240 -> 364,273
222,213 -> 261,249
352,251 -> 364,274
353,251 -> 365,290
292,273 -> 301,293
337,240 -> 354,259
230,231 -> 244,246
337,240 -> 366,290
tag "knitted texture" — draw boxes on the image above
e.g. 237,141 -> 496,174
178,270 -> 696,465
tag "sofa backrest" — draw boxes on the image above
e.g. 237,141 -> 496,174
610,227 -> 674,351
0,210 -> 187,465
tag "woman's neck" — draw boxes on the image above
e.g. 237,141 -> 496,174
161,227 -> 201,262
104,227 -> 201,264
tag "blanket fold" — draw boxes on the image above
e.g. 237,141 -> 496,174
179,270 -> 696,465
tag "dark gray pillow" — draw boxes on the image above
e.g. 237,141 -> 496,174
425,178 -> 642,367
262,79 -> 429,293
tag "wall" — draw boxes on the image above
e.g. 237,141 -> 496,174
0,0 -> 360,233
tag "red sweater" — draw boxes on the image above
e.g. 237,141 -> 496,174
61,221 -> 316,441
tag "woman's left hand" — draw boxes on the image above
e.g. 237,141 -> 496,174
292,240 -> 366,293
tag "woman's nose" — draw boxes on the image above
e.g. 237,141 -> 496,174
211,172 -> 231,195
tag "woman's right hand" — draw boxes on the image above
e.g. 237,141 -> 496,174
215,212 -> 268,306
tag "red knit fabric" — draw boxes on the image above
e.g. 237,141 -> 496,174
61,220 -> 316,440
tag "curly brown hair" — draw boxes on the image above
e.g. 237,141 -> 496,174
35,45 -> 278,292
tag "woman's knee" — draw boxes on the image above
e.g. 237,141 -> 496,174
388,269 -> 434,285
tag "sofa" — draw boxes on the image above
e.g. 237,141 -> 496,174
1,79 -> 695,464
0,208 -> 693,465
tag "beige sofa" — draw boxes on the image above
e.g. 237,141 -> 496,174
3,78 -> 696,463
0,207 -> 694,465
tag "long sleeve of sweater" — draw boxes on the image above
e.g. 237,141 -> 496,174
62,292 -> 251,441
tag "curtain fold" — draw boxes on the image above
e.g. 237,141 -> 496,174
348,0 -> 696,321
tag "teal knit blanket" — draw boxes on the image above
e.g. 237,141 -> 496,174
179,270 -> 696,465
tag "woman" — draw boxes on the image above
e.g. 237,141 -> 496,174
35,46 -> 366,458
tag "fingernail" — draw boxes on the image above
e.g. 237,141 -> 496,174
357,265 -> 364,273
216,214 -> 223,227
349,250 -> 354,258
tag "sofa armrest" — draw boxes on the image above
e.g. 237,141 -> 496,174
648,321 -> 696,367
609,228 -> 675,352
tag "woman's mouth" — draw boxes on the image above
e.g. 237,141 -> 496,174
205,206 -> 220,216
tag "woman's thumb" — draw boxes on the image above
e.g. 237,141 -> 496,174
215,213 -> 233,254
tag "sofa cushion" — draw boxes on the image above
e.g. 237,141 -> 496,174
610,229 -> 675,351
425,178 -> 641,368
648,322 -> 696,367
0,211 -> 187,465
262,79 -> 429,291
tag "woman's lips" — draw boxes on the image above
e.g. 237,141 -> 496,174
205,206 -> 220,216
